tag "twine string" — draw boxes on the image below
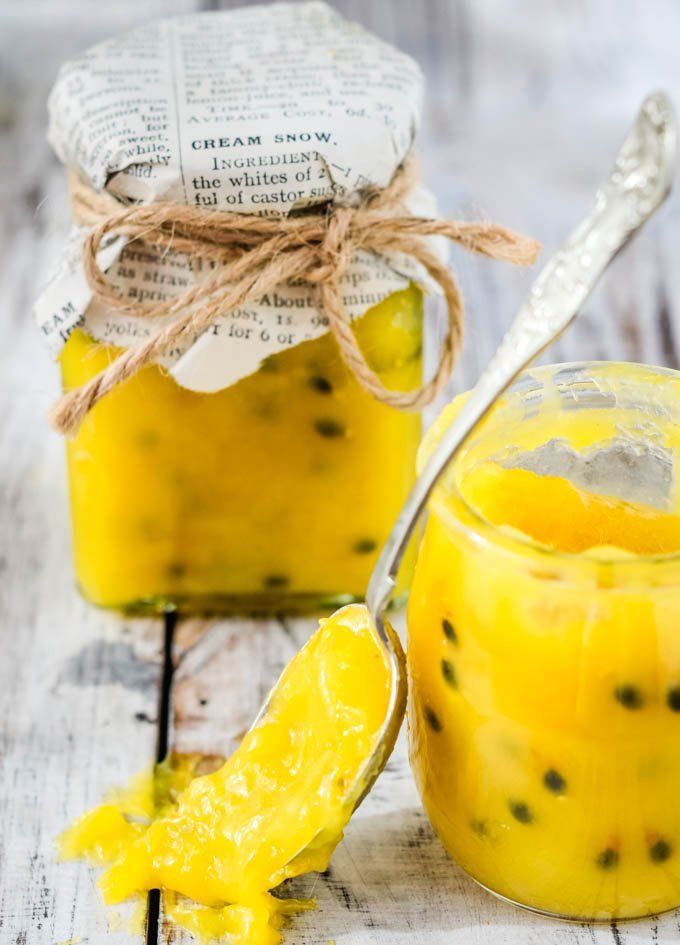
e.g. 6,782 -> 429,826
50,158 -> 540,435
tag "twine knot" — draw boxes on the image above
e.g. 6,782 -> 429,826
307,205 -> 355,284
50,156 -> 540,436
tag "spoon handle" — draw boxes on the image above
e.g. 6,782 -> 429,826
367,90 -> 677,622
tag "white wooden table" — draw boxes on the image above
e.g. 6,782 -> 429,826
2,1 -> 680,943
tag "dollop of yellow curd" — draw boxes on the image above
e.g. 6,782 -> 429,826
58,604 -> 391,944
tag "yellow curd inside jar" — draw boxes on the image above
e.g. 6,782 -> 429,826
408,362 -> 680,920
60,285 -> 422,613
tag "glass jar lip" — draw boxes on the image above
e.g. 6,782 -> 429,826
426,360 -> 680,582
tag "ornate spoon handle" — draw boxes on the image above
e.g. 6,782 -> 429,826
367,90 -> 677,623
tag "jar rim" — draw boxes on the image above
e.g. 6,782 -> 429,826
424,360 -> 680,584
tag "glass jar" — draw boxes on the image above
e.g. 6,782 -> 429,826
61,284 -> 422,613
408,362 -> 680,921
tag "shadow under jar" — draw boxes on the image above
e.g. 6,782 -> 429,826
61,285 -> 422,614
408,362 -> 680,921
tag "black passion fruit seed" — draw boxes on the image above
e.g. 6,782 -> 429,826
136,429 -> 160,449
442,618 -> 458,643
314,418 -> 345,438
424,706 -> 442,733
650,839 -> 672,863
667,687 -> 680,712
441,659 -> 457,689
166,562 -> 188,579
596,848 -> 619,869
543,769 -> 566,795
614,684 -> 644,710
138,517 -> 163,540
309,375 -> 333,394
353,538 -> 377,554
263,574 -> 290,589
509,801 -> 533,824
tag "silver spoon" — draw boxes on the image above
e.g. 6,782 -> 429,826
345,89 -> 677,811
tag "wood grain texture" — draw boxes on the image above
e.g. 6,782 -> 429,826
0,261 -> 166,944
0,9 -> 170,942
1,0 -> 680,943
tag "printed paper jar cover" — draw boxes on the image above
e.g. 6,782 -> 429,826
36,2 -> 437,393
47,1 -> 423,210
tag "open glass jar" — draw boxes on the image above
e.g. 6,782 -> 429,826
408,362 -> 680,920
60,285 -> 422,613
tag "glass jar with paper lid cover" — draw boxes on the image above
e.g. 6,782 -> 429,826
39,4 -> 430,614
39,3 -> 534,614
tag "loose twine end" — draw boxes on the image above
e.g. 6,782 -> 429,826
50,158 -> 540,436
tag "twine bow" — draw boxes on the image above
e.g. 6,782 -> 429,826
50,157 -> 540,435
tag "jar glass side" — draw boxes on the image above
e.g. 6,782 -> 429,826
60,284 -> 423,614
407,362 -> 680,920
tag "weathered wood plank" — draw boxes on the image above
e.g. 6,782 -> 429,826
0,7 -> 182,941
0,279 -> 166,943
